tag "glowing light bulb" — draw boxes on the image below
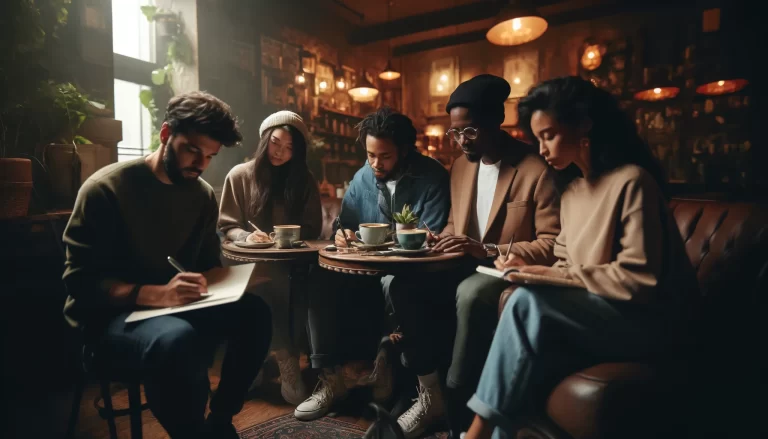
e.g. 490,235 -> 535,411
513,77 -> 521,84
653,88 -> 662,94
337,80 -> 346,89
717,80 -> 725,86
319,81 -> 328,89
436,84 -> 444,92
587,51 -> 595,59
512,18 -> 522,31
440,74 -> 448,83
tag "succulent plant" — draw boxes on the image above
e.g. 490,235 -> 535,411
392,204 -> 419,225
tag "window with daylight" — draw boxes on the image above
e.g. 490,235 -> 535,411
112,0 -> 157,161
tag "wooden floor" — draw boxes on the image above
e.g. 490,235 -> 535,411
6,352 -> 377,439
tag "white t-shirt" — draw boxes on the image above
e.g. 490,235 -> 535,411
475,160 -> 501,239
386,180 -> 397,198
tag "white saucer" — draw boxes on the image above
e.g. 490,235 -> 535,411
351,241 -> 395,250
388,246 -> 431,255
234,240 -> 275,249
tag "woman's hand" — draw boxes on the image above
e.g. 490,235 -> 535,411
493,253 -> 527,271
246,230 -> 271,243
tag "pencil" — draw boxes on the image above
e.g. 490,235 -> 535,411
248,221 -> 262,233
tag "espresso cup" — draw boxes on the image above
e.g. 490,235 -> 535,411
355,223 -> 391,245
396,229 -> 427,250
269,225 -> 301,249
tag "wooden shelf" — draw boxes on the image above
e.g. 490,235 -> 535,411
320,105 -> 364,120
313,130 -> 357,142
322,157 -> 360,166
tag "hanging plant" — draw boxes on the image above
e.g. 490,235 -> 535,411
139,5 -> 194,151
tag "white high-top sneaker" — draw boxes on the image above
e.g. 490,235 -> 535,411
277,354 -> 308,405
294,367 -> 348,421
357,346 -> 392,402
397,384 -> 446,439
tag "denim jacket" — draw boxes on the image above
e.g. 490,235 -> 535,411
338,151 -> 450,232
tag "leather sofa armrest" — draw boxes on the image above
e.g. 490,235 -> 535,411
546,363 -> 657,439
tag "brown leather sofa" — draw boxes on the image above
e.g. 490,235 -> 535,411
500,198 -> 768,439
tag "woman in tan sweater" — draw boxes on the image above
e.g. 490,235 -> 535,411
463,77 -> 698,438
218,111 -> 321,405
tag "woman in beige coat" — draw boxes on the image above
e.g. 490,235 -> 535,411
218,111 -> 322,405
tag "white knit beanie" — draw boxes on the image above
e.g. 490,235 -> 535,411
259,110 -> 311,145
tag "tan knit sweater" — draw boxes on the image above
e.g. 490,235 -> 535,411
554,164 -> 697,304
218,162 -> 322,240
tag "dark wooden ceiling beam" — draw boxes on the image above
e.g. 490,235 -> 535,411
392,2 -> 681,56
348,2 -> 503,45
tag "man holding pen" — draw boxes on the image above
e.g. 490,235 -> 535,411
62,92 -> 272,439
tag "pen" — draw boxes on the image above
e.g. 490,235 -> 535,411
504,233 -> 516,259
168,256 -> 186,273
167,256 -> 211,297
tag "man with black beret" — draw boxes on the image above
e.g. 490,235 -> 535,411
427,74 -> 562,437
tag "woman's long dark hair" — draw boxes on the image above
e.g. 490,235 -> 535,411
247,124 -> 310,220
517,76 -> 668,198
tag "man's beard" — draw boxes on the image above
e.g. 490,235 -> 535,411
372,161 -> 400,183
163,143 -> 202,185
465,151 -> 482,163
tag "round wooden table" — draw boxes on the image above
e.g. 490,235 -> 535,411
221,239 -> 332,263
318,248 -> 466,276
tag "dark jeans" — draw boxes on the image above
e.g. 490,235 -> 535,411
308,265 -> 475,374
89,294 -> 272,438
380,266 -> 474,376
307,269 -> 387,369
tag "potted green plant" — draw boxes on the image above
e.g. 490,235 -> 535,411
0,0 -> 92,216
392,204 -> 419,231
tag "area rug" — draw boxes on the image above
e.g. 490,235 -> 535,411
238,414 -> 449,438
238,414 -> 365,438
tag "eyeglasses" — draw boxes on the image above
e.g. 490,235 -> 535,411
445,127 -> 479,143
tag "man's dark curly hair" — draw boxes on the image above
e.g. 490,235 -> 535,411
164,91 -> 243,147
355,107 -> 416,154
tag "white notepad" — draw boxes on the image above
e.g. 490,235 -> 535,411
126,263 -> 257,323
476,265 -> 517,278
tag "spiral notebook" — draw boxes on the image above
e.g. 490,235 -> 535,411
126,263 -> 259,323
475,265 -> 583,288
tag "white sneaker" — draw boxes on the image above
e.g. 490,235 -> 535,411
278,355 -> 308,405
357,347 -> 392,402
397,385 -> 445,439
294,368 -> 348,421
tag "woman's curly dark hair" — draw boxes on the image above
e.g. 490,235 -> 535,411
518,76 -> 667,197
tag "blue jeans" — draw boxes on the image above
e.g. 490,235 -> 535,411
89,294 -> 272,438
467,286 -> 662,437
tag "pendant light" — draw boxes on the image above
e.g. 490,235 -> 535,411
634,66 -> 680,101
379,1 -> 401,80
633,26 -> 681,101
349,69 -> 379,102
486,1 -> 547,46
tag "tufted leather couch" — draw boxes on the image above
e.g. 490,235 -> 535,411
499,198 -> 768,439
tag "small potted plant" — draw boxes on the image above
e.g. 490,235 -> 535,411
392,204 -> 419,231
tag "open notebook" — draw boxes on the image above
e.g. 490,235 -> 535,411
476,265 -> 584,288
126,263 -> 258,323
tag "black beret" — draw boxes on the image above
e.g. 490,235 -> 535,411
446,74 -> 511,126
